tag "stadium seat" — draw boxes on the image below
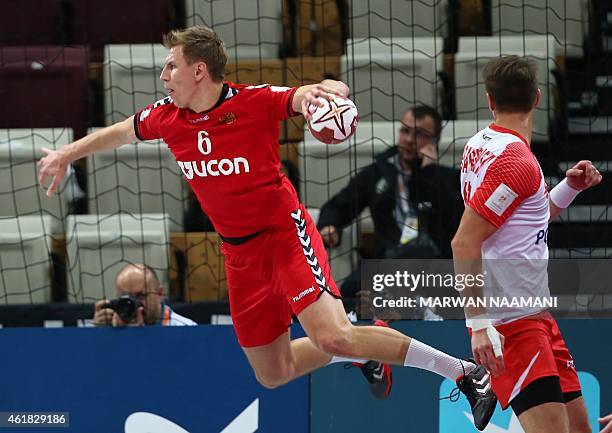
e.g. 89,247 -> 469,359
300,121 -> 399,211
490,0 -> 587,57
0,47 -> 90,138
300,118 -> 485,208
87,129 -> 188,231
438,119 -> 491,168
0,0 -> 64,46
65,213 -> 171,303
307,207 -> 357,286
185,0 -> 283,59
455,35 -> 557,141
0,128 -> 73,233
103,44 -> 169,125
71,0 -> 176,62
0,215 -> 54,304
342,37 -> 445,121
349,0 -> 448,39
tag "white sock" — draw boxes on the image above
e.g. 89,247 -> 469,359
328,355 -> 369,365
403,339 -> 476,381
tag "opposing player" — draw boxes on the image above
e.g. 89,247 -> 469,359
39,26 -> 496,427
452,55 -> 601,433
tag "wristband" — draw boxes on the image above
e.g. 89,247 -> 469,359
550,178 -> 580,209
469,315 -> 492,331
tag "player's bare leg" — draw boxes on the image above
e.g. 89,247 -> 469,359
242,332 -> 333,389
565,397 -> 592,433
517,403 -> 570,433
243,292 -> 496,429
244,293 -> 471,383
298,293 -> 411,364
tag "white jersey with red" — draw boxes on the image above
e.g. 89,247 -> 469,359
460,123 -> 550,325
461,124 -> 581,409
134,82 -> 300,238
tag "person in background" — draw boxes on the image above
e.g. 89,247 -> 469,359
318,105 -> 464,299
92,263 -> 196,327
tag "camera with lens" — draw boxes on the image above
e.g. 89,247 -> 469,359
107,295 -> 141,323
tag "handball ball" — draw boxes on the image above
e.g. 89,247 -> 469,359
307,95 -> 358,144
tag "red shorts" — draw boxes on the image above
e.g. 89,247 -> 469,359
221,205 -> 341,348
482,311 -> 581,409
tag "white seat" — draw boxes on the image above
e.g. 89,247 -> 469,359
307,208 -> 357,286
490,0 -> 586,57
0,128 -> 73,233
455,35 -> 557,141
103,44 -> 169,125
185,0 -> 282,59
65,213 -> 170,303
349,0 -> 448,39
438,119 -> 491,168
87,128 -> 187,230
300,121 -> 399,210
342,37 -> 444,121
0,215 -> 53,304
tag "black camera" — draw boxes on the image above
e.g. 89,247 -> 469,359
107,295 -> 141,323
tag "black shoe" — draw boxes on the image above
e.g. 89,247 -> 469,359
456,361 -> 497,431
353,360 -> 393,400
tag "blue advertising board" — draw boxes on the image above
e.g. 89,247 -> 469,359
0,326 -> 309,433
311,319 -> 612,433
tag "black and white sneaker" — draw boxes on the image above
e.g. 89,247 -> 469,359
352,360 -> 393,400
456,362 -> 497,431
348,319 -> 393,400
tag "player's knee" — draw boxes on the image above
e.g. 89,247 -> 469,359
254,364 -> 295,389
313,325 -> 354,356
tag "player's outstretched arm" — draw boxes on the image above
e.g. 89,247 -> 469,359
549,160 -> 602,221
292,79 -> 350,120
451,207 -> 505,375
38,116 -> 137,197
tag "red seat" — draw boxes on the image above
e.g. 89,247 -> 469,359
0,46 -> 90,138
0,0 -> 64,46
71,0 -> 177,62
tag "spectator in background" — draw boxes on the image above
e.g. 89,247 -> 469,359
317,105 -> 464,299
92,263 -> 196,327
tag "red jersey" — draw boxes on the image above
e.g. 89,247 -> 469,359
134,82 -> 300,238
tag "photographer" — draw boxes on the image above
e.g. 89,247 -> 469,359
92,263 -> 196,327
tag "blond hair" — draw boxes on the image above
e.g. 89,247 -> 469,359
163,26 -> 227,82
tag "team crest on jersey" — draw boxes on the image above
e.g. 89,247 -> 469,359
219,112 -> 237,125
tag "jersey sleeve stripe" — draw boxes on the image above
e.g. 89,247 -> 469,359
133,112 -> 145,141
286,87 -> 299,117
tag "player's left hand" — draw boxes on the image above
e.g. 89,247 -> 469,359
471,327 -> 505,376
301,83 -> 348,121
565,160 -> 602,191
600,414 -> 612,433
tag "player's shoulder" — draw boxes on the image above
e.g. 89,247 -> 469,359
234,82 -> 294,95
138,95 -> 176,122
469,125 -> 530,156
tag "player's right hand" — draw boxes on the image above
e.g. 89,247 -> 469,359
38,147 -> 68,197
471,326 -> 505,376
319,225 -> 340,247
92,300 -> 114,326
